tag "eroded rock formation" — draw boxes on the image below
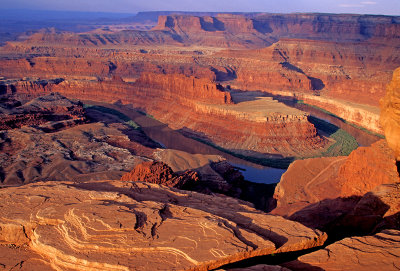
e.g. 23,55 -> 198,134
0,180 -> 327,271
272,140 -> 399,230
0,94 -> 161,184
285,230 -> 400,271
0,92 -> 85,130
381,67 -> 400,160
121,161 -> 200,189
0,76 -> 325,159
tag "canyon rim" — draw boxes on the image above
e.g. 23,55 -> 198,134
0,3 -> 399,271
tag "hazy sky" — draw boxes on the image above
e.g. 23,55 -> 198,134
1,0 -> 399,16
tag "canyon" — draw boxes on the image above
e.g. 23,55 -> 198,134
0,10 -> 400,271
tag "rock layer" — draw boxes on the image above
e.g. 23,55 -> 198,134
272,140 -> 399,230
0,95 -> 160,184
0,92 -> 85,130
285,230 -> 400,271
0,76 -> 325,158
121,161 -> 200,189
381,67 -> 400,160
0,14 -> 398,135
0,180 -> 327,271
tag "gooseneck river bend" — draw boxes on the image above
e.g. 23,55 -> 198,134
90,99 -> 381,184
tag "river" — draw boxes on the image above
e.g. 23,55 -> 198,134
88,98 -> 380,185
266,94 -> 382,147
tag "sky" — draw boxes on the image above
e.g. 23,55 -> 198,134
1,0 -> 399,16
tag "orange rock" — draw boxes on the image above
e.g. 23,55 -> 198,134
121,161 -> 200,189
336,140 -> 399,197
380,67 -> 400,160
135,72 -> 233,105
271,140 -> 399,230
285,229 -> 400,271
0,93 -> 86,130
2,77 -> 325,158
332,183 -> 400,235
0,180 -> 327,271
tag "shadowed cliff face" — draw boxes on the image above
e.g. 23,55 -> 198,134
381,67 -> 400,161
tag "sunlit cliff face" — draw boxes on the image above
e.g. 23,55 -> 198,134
380,67 -> 400,161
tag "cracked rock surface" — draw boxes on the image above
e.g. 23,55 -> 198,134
284,229 -> 400,271
0,180 -> 326,271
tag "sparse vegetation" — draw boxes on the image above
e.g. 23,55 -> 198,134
84,104 -> 141,130
323,129 -> 359,156
137,110 -> 155,119
308,116 -> 358,157
297,100 -> 385,138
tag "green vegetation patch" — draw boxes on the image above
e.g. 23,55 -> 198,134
137,109 -> 155,119
308,116 -> 358,157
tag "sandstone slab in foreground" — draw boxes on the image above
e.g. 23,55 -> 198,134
0,180 -> 326,271
285,229 -> 400,271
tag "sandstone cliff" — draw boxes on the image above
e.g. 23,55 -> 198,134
272,140 -> 399,230
381,67 -> 400,160
152,13 -> 400,48
0,76 -> 325,159
135,72 -> 233,104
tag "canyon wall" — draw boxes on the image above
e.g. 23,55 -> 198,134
152,13 -> 400,47
225,39 -> 400,106
1,13 -> 399,143
4,13 -> 398,50
0,74 -> 325,158
301,95 -> 382,134
135,72 -> 232,104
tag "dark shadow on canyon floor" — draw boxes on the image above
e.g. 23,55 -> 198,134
178,126 -> 294,169
285,194 -> 397,244
213,247 -> 325,271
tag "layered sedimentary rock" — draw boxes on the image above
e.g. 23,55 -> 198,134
0,122 -> 150,185
0,94 -> 161,184
0,180 -> 327,271
0,13 -> 398,158
300,95 -> 383,134
0,76 -> 325,158
381,67 -> 400,160
3,13 -> 399,50
121,161 -> 199,189
150,13 -> 400,48
285,230 -> 400,271
207,37 -> 395,108
272,140 -> 399,230
0,92 -> 85,130
0,72 -> 231,105
1,13 -> 399,134
135,72 -> 233,104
